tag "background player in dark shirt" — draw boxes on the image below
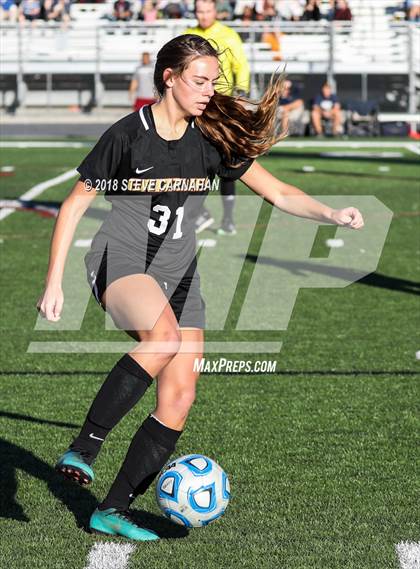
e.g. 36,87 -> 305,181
278,79 -> 305,136
37,34 -> 364,541
311,81 -> 342,136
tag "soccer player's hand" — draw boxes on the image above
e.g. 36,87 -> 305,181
331,207 -> 364,229
36,285 -> 64,322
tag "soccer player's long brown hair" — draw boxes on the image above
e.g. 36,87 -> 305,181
154,34 -> 286,165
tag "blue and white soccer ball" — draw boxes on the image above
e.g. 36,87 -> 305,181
156,454 -> 231,528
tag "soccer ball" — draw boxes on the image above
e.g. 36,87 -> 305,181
156,454 -> 231,528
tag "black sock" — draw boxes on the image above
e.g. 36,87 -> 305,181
221,177 -> 235,224
99,415 -> 182,511
71,354 -> 153,459
222,195 -> 235,223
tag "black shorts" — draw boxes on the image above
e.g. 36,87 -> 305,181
85,248 -> 206,329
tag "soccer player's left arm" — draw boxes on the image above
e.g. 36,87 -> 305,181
240,161 -> 364,229
230,32 -> 250,94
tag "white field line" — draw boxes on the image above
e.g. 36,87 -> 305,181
85,542 -> 136,569
1,140 -> 418,150
396,542 -> 420,569
0,169 -> 77,221
272,141 -> 420,149
74,238 -> 93,247
0,141 -> 90,148
406,143 -> 420,156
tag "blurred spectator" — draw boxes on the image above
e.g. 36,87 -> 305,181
406,0 -> 420,21
277,0 -> 304,21
332,0 -> 352,21
242,4 -> 255,21
139,0 -> 158,21
240,3 -> 256,40
278,79 -> 304,134
113,0 -> 132,21
256,0 -> 277,20
256,1 -> 281,54
19,0 -> 41,23
129,52 -> 156,111
311,81 -> 342,136
262,28 -> 283,60
216,0 -> 233,20
44,0 -> 71,24
161,1 -> 186,18
0,0 -> 18,21
301,0 -> 321,21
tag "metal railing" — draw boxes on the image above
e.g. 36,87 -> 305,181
0,20 -> 418,109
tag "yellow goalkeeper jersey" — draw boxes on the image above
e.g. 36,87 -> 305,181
184,21 -> 250,95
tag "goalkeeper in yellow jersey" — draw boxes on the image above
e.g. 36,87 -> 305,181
185,0 -> 250,235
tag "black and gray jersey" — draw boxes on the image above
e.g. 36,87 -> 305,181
77,105 -> 253,277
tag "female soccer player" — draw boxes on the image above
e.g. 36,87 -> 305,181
37,34 -> 364,541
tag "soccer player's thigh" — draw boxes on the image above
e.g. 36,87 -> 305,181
154,328 -> 204,431
102,274 -> 181,371
102,273 -> 177,333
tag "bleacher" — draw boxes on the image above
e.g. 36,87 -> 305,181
0,0 -> 418,110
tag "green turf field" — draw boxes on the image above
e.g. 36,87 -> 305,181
0,140 -> 419,569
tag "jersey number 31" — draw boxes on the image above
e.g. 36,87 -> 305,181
147,205 -> 184,239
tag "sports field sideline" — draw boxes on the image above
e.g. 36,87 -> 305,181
0,139 -> 419,569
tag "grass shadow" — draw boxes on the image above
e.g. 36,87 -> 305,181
0,437 -> 97,528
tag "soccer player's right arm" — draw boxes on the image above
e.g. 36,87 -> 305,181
240,161 -> 364,229
37,180 -> 97,321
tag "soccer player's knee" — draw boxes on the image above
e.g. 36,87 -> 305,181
163,328 -> 182,356
147,327 -> 182,358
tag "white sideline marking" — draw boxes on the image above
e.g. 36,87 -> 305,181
74,238 -> 93,247
406,143 -> 420,156
321,151 -> 402,158
326,238 -> 344,248
198,238 -> 217,248
273,141 -> 420,150
396,542 -> 420,569
85,542 -> 136,569
0,169 -> 77,221
0,141 -> 90,148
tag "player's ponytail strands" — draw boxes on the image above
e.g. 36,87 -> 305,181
154,34 -> 286,166
197,73 -> 286,165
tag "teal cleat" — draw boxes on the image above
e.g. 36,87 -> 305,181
217,220 -> 237,236
89,508 -> 160,541
55,448 -> 95,486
